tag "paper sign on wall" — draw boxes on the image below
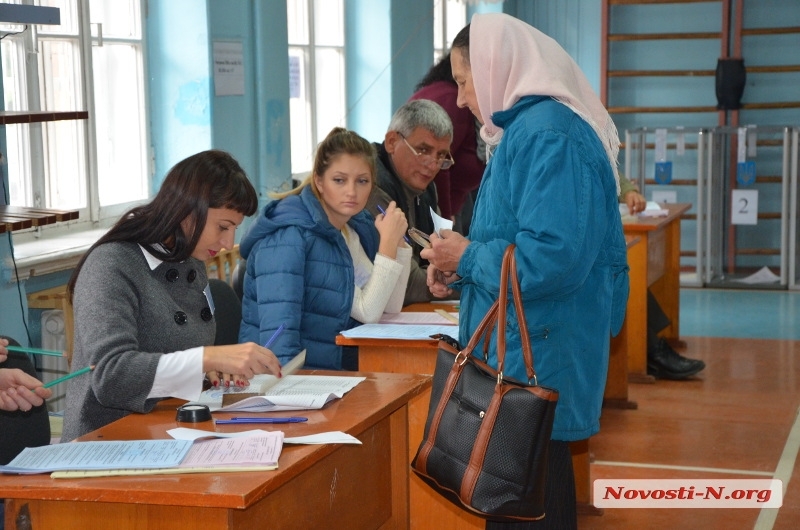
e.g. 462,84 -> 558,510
731,189 -> 758,225
213,41 -> 245,96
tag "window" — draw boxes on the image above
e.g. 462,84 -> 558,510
1,0 -> 148,228
287,0 -> 345,177
433,0 -> 466,62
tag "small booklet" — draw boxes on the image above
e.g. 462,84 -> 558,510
195,350 -> 365,412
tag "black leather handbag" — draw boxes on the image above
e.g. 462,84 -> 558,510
411,245 -> 559,522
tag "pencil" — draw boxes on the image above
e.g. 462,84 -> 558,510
43,365 -> 94,389
6,345 -> 64,357
434,308 -> 459,324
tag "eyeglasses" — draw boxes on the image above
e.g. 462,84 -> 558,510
399,134 -> 455,170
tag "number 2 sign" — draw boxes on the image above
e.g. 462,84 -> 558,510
731,189 -> 759,225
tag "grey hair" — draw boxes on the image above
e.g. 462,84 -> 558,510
387,99 -> 453,139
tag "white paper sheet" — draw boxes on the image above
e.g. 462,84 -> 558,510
340,323 -> 458,340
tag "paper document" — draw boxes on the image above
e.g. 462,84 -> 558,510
620,202 -> 668,218
221,350 -> 306,397
179,432 -> 282,467
640,201 -> 669,217
1,440 -> 193,474
340,323 -> 459,340
732,266 -> 780,284
50,433 -> 283,478
196,374 -> 365,412
430,207 -> 454,235
168,427 -> 361,445
379,311 -> 457,325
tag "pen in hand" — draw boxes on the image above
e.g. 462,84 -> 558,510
376,204 -> 412,245
264,323 -> 285,349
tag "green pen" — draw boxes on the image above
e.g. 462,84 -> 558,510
6,345 -> 64,357
43,365 -> 95,389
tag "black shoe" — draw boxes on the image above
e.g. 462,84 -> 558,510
647,339 -> 705,380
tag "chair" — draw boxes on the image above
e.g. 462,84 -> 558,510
0,336 -> 51,465
208,279 -> 242,346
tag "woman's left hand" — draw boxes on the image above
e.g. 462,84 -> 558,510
420,229 -> 470,273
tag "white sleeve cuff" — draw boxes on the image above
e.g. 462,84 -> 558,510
149,347 -> 205,401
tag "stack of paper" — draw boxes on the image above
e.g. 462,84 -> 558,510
196,374 -> 365,412
1,434 -> 283,477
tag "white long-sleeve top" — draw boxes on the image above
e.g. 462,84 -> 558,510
342,224 -> 412,323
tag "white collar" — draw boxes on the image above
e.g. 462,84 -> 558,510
139,244 -> 165,271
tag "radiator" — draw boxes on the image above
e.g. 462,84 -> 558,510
40,309 -> 69,413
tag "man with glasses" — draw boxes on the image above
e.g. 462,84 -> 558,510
366,99 -> 456,305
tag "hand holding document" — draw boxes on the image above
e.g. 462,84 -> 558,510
620,201 -> 669,219
197,374 -> 365,412
196,350 -> 364,412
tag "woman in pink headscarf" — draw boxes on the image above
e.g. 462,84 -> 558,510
421,13 -> 630,529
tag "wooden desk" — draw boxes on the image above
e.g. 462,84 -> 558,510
338,311 -> 601,524
621,203 -> 691,382
0,371 -> 430,530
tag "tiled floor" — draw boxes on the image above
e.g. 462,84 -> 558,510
577,288 -> 800,529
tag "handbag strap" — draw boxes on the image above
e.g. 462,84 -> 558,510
498,245 -> 536,382
462,245 -> 536,383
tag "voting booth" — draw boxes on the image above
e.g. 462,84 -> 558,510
624,127 -> 712,287
625,125 -> 800,290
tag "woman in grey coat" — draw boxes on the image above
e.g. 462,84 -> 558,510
62,150 -> 282,441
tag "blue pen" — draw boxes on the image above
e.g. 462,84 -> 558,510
376,204 -> 412,244
215,417 -> 308,424
264,323 -> 285,349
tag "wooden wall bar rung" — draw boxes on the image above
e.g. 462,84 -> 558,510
742,26 -> 800,36
609,69 -> 715,77
736,248 -> 781,256
747,65 -> 800,74
609,105 -> 719,113
610,0 -> 714,5
608,31 -> 720,41
0,111 -> 89,125
742,102 -> 800,110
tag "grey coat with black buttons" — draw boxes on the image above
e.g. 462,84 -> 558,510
62,241 -> 215,442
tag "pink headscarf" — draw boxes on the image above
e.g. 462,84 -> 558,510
470,13 -> 620,193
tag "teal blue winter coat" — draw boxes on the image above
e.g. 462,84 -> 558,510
454,96 -> 629,441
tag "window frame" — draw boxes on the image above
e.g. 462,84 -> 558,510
1,0 -> 150,244
287,0 -> 346,180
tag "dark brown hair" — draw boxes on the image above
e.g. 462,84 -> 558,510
452,23 -> 471,66
67,150 -> 257,302
414,52 -> 455,92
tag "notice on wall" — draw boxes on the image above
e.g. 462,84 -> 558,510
213,41 -> 245,96
731,189 -> 758,225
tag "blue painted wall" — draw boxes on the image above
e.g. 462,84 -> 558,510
346,0 -> 433,144
147,0 -> 213,192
